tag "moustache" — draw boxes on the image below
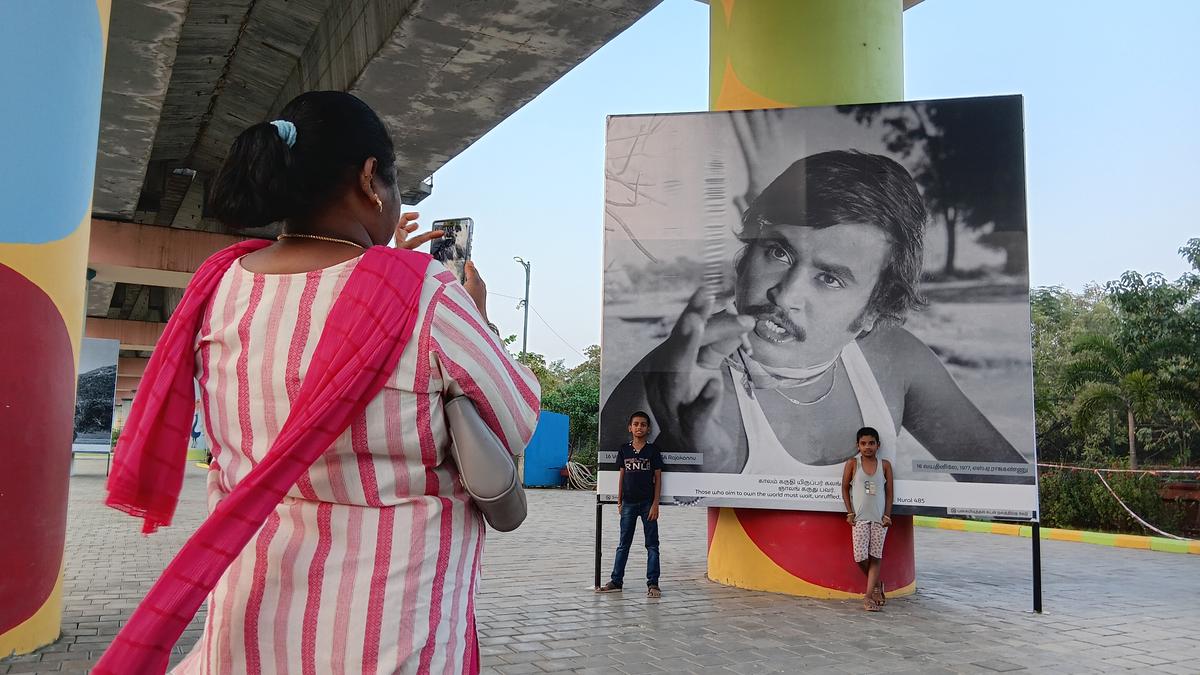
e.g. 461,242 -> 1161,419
741,304 -> 806,341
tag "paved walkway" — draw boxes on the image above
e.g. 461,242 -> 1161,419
3,459 -> 1198,674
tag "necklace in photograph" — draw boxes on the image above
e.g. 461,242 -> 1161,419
773,359 -> 840,406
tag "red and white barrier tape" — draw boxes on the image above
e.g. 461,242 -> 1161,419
1037,462 -> 1200,476
1090,470 -> 1190,541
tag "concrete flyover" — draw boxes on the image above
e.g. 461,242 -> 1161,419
90,0 -> 663,356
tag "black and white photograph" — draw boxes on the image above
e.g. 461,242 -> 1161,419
430,217 -> 475,282
598,96 -> 1038,517
73,337 -> 119,450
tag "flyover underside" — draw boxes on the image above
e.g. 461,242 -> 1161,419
96,0 -> 661,229
91,0 -> 660,343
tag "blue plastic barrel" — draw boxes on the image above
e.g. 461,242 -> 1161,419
522,411 -> 569,487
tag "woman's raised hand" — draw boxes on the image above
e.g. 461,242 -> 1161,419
462,261 -> 488,319
392,212 -> 443,250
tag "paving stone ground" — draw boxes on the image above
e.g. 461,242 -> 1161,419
4,458 -> 1198,674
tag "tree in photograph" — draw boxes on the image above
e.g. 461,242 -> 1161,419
840,98 -> 1027,276
605,116 -> 667,264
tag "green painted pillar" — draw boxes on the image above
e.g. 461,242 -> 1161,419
710,0 -> 903,110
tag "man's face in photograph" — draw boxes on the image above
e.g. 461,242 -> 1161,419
734,220 -> 890,368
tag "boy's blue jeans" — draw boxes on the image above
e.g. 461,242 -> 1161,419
610,499 -> 660,587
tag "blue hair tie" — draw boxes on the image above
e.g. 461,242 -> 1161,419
270,120 -> 297,148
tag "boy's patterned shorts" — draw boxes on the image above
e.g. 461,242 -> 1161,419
852,521 -> 886,562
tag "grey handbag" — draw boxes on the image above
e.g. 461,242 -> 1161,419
444,395 -> 528,532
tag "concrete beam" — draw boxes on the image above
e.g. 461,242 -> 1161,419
101,1 -> 662,229
355,0 -> 664,193
89,218 -> 249,288
117,375 -> 142,391
94,0 -> 188,218
267,1 -> 419,121
87,280 -> 118,317
189,0 -> 347,176
100,1 -> 922,227
118,357 -> 149,377
85,318 -> 166,352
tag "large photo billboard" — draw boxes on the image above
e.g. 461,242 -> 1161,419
599,96 -> 1038,518
73,337 -> 119,451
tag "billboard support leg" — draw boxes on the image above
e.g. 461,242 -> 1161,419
1032,521 -> 1043,613
594,498 -> 603,590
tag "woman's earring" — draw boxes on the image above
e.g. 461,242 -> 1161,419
373,195 -> 383,213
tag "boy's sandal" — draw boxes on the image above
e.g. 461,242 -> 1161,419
874,582 -> 886,605
863,597 -> 881,612
647,586 -> 662,598
595,582 -> 622,593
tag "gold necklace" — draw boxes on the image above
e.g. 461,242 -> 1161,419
276,233 -> 367,249
774,359 -> 840,406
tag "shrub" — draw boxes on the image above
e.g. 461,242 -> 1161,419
1039,462 -> 1184,534
570,442 -> 598,473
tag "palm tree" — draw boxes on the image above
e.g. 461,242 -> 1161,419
1065,333 -> 1185,469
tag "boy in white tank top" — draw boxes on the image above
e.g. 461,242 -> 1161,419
840,426 -> 893,611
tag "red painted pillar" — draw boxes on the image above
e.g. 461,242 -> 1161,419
708,508 -> 915,597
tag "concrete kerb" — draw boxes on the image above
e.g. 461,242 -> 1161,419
913,515 -> 1200,555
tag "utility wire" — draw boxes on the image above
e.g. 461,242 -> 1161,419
487,292 -> 587,359
532,307 -> 586,359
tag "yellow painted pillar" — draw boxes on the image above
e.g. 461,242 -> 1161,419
706,0 -> 916,598
0,0 -> 111,657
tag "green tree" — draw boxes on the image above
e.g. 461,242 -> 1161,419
1037,240 -> 1200,469
516,349 -> 568,400
542,346 -> 601,467
1033,241 -> 1200,530
1030,285 -> 1113,461
514,345 -> 603,469
1081,239 -> 1200,466
1065,333 -> 1165,469
1064,327 -> 1193,470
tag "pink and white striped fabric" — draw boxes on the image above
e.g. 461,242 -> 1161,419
172,256 -> 540,675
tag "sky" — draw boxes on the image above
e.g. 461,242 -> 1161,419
79,337 -> 119,374
412,0 -> 1200,368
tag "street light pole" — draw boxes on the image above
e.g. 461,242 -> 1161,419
512,257 -> 532,486
514,257 -> 531,355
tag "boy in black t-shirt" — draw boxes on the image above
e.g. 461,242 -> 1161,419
597,411 -> 666,598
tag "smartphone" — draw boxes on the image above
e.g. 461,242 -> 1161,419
430,218 -> 474,283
